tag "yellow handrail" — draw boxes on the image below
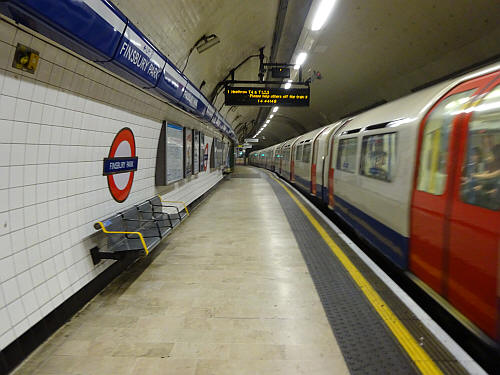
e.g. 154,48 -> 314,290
95,221 -> 149,256
158,196 -> 189,216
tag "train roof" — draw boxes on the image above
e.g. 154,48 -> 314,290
333,62 -> 500,133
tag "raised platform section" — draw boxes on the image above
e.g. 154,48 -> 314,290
9,166 -> 475,375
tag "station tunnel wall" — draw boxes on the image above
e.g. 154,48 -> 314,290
0,18 -> 225,351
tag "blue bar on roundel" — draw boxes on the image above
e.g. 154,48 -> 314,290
103,157 -> 138,175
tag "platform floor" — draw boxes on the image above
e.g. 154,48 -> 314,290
12,166 -> 350,375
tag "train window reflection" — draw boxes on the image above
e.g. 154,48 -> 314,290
417,90 -> 474,195
461,85 -> 500,211
302,143 -> 312,163
337,137 -> 358,173
360,133 -> 396,182
295,144 -> 303,161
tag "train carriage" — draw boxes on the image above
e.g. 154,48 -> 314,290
251,63 -> 500,345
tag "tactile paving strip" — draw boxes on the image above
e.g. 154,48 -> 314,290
264,172 -> 468,375
265,174 -> 419,374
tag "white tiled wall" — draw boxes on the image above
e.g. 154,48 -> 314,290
0,18 -> 225,350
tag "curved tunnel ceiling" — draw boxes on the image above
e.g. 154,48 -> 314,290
110,0 -> 500,147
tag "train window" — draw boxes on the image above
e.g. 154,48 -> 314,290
336,137 -> 358,173
295,145 -> 303,161
417,90 -> 474,195
360,133 -> 396,182
303,143 -> 312,163
460,86 -> 500,210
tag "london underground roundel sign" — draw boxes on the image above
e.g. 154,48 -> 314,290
103,128 -> 138,202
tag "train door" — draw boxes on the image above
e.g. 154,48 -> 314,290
327,120 -> 351,208
290,139 -> 299,182
410,73 -> 499,336
446,81 -> 500,339
311,128 -> 328,197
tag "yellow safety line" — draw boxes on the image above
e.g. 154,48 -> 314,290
158,195 -> 190,216
269,175 -> 443,375
96,221 -> 149,256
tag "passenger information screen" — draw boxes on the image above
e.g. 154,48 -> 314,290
224,86 -> 310,106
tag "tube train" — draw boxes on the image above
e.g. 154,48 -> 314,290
250,63 -> 500,346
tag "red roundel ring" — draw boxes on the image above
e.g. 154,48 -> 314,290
107,128 -> 136,202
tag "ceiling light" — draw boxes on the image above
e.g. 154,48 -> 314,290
294,52 -> 307,67
311,0 -> 336,31
272,106 -> 279,113
196,34 -> 220,53
270,115 -> 274,118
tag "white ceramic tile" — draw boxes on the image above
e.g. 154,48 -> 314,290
26,243 -> 41,267
0,329 -> 15,351
9,208 -> 24,231
50,125 -> 63,145
28,101 -> 43,124
7,297 -> 25,326
31,81 -> 48,103
0,255 -> 15,282
42,258 -> 56,280
0,95 -> 16,120
37,222 -> 50,243
39,123 -> 52,143
46,276 -> 60,299
2,277 -> 20,304
0,189 -> 7,213
8,186 -> 23,210
14,98 -> 30,122
0,119 -> 14,144
9,144 -> 26,166
13,317 -> 30,338
34,283 -> 50,306
13,249 -> 29,274
24,224 -> 38,247
11,121 -> 28,143
23,167 -> 37,188
16,270 -> 32,296
0,211 -> 8,237
0,167 -> 8,190
27,309 -> 42,327
30,263 -> 45,287
0,307 -> 11,335
9,228 -> 26,253
2,71 -> 20,97
18,77 -> 35,101
0,143 -> 10,167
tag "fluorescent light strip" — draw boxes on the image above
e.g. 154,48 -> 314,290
311,0 -> 336,31
295,52 -> 307,67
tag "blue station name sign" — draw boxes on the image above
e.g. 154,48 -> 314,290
103,157 -> 138,175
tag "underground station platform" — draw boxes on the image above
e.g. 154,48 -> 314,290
8,166 -> 482,375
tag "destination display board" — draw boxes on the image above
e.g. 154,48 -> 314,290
225,86 -> 310,106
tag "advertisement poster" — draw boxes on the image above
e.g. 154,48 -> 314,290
166,123 -> 183,183
203,136 -> 212,171
200,133 -> 205,172
193,130 -> 200,174
184,128 -> 193,177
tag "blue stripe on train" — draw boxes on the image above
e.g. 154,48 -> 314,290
333,195 -> 409,269
294,174 -> 311,192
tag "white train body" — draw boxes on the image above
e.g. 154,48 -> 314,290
250,63 -> 500,343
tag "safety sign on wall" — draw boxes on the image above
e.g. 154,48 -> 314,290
103,127 -> 138,202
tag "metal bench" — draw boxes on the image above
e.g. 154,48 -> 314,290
91,196 -> 189,264
149,196 -> 189,229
